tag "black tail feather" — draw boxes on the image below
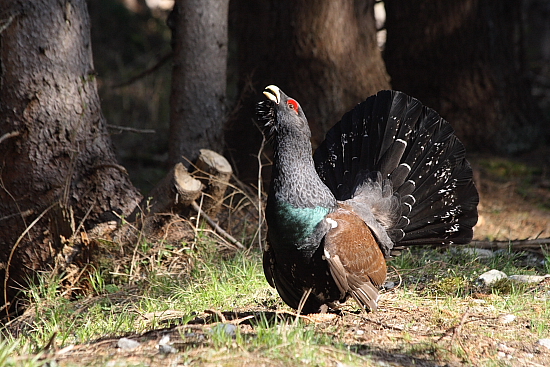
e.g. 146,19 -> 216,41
314,90 -> 479,249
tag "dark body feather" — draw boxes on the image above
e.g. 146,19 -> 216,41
258,87 -> 479,314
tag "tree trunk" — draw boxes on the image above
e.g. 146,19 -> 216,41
168,0 -> 229,166
384,0 -> 545,154
0,0 -> 141,312
227,0 -> 390,182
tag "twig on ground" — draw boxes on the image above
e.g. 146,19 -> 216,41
230,315 -> 255,325
91,163 -> 129,176
0,14 -> 17,34
191,200 -> 245,250
450,307 -> 470,345
112,210 -> 145,281
437,307 -> 471,343
4,202 -> 58,315
470,238 -> 550,252
69,203 -> 95,243
360,316 -> 405,331
388,265 -> 402,292
205,309 -> 227,323
0,209 -> 34,222
41,331 -> 58,352
294,288 -> 313,325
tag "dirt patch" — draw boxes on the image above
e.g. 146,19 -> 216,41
472,154 -> 550,242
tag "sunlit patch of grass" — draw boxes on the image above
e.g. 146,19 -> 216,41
165,250 -> 275,313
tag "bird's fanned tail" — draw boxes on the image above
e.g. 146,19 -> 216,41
314,90 -> 479,253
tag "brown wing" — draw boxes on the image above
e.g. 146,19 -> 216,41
323,207 -> 387,311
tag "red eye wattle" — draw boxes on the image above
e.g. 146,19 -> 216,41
287,99 -> 299,112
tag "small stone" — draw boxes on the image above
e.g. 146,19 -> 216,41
508,274 -> 549,284
383,281 -> 396,290
498,314 -> 516,324
117,337 -> 140,351
159,343 -> 177,354
477,269 -> 508,286
159,335 -> 171,345
211,323 -> 237,337
157,334 -> 176,354
538,338 -> 550,350
355,329 -> 365,335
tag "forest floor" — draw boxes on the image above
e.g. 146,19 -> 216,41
4,153 -> 550,367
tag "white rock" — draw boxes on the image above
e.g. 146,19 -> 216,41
159,343 -> 177,354
211,323 -> 237,337
477,269 -> 508,286
159,335 -> 170,345
117,337 -> 140,351
498,314 -> 516,324
538,339 -> 550,350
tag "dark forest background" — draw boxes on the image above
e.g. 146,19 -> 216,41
90,0 -> 550,192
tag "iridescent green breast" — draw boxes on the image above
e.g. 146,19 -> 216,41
269,201 -> 330,250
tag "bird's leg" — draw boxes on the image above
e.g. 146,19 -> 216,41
296,288 -> 313,316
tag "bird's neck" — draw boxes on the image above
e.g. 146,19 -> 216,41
271,131 -> 336,209
267,130 -> 336,255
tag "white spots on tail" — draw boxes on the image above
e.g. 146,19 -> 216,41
446,223 -> 460,233
396,138 -> 407,148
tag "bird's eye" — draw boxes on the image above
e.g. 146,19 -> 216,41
287,99 -> 298,112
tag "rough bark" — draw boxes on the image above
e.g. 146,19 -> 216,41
0,0 -> 141,311
168,0 -> 229,166
384,0 -> 545,154
227,0 -> 390,181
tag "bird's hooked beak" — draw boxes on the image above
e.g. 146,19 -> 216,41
263,85 -> 281,104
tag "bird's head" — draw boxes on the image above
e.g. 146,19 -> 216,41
256,85 -> 310,140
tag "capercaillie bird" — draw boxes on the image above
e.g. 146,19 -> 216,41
257,85 -> 479,314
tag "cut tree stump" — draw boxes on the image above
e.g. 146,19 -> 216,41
193,149 -> 233,218
131,162 -> 203,219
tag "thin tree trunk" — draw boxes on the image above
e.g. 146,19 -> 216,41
0,0 -> 141,312
227,0 -> 390,181
168,0 -> 229,166
384,0 -> 545,154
